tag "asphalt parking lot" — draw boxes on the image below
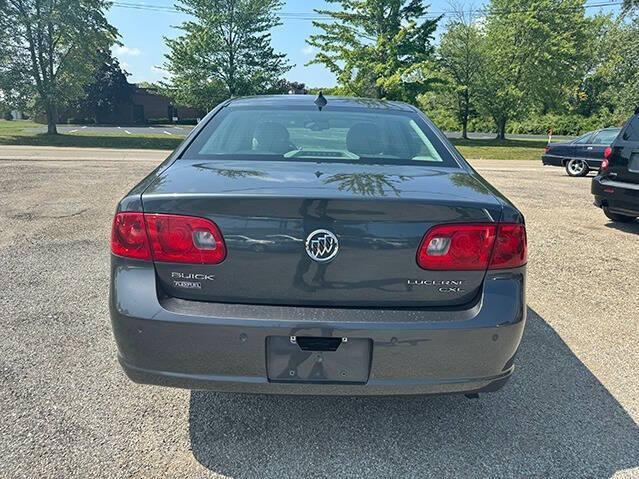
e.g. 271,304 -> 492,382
27,124 -> 194,136
0,150 -> 637,478
26,123 -> 572,141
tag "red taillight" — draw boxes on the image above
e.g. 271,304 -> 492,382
604,146 -> 612,160
417,223 -> 527,271
111,212 -> 151,260
417,224 -> 497,270
111,212 -> 226,264
145,214 -> 226,264
489,223 -> 527,269
600,147 -> 613,172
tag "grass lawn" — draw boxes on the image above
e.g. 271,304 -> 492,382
451,137 -> 547,161
0,120 -> 183,150
0,120 -> 547,160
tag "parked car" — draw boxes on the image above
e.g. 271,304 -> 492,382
542,128 -> 621,177
109,95 -> 527,397
592,110 -> 639,223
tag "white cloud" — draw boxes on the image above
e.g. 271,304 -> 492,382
149,65 -> 171,82
301,45 -> 316,56
113,45 -> 142,57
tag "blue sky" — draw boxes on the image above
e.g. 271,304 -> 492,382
107,0 -> 621,88
107,0 -> 480,87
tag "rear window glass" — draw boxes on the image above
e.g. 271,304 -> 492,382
622,116 -> 639,142
183,106 -> 458,167
573,133 -> 593,144
592,129 -> 620,145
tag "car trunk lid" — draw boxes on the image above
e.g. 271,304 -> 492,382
141,160 -> 503,307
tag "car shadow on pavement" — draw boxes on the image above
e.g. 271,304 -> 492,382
604,220 -> 639,234
188,308 -> 639,478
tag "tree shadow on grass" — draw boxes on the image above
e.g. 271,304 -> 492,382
188,308 -> 638,478
450,138 -> 549,149
0,133 -> 181,150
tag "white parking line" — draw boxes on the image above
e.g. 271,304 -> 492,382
81,126 -> 87,129
69,129 -> 79,133
124,130 -> 132,135
149,126 -> 155,130
117,126 -> 122,130
164,131 -> 173,136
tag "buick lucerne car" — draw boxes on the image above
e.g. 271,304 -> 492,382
592,109 -> 639,223
109,95 -> 528,397
542,128 -> 621,176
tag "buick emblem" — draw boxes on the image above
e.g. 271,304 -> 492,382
305,229 -> 339,263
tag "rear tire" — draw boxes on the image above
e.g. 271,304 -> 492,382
565,159 -> 589,177
603,207 -> 637,223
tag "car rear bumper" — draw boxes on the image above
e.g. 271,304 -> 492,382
110,256 -> 527,396
592,176 -> 639,217
541,154 -> 563,166
542,155 -> 603,169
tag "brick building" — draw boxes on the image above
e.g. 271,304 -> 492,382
59,84 -> 206,125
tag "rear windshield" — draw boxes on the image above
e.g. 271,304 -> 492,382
592,129 -> 620,145
622,115 -> 639,142
182,105 -> 459,167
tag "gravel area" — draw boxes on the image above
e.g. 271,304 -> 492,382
0,154 -> 637,478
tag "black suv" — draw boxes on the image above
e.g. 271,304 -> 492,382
592,109 -> 639,223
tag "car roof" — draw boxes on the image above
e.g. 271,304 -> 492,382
225,94 -> 416,112
590,127 -> 622,133
577,127 -> 620,137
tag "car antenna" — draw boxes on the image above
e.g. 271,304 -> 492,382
314,91 -> 328,111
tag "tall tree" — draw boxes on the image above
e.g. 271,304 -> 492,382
623,0 -> 639,12
164,0 -> 291,109
438,6 -> 484,139
477,0 -> 590,139
267,80 -> 308,95
571,14 -> 615,118
0,0 -> 117,134
591,14 -> 639,120
306,0 -> 440,101
75,50 -> 132,123
0,3 -> 32,116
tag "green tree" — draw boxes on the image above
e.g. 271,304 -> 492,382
569,14 -> 613,118
591,14 -> 639,120
477,0 -> 590,139
623,0 -> 639,12
416,88 -> 461,131
0,0 -> 117,134
163,0 -> 291,110
267,80 -> 308,95
75,51 -> 132,123
438,6 -> 484,139
306,0 -> 440,101
0,17 -> 32,116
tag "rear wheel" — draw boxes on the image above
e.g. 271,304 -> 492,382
565,159 -> 589,177
603,207 -> 637,223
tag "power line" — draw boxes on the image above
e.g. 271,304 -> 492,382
110,0 -> 624,19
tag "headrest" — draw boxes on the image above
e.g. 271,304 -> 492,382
254,122 -> 291,153
346,122 -> 384,156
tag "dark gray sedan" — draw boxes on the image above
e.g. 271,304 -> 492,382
109,95 -> 527,396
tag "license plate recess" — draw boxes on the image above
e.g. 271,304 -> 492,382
266,336 -> 372,383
